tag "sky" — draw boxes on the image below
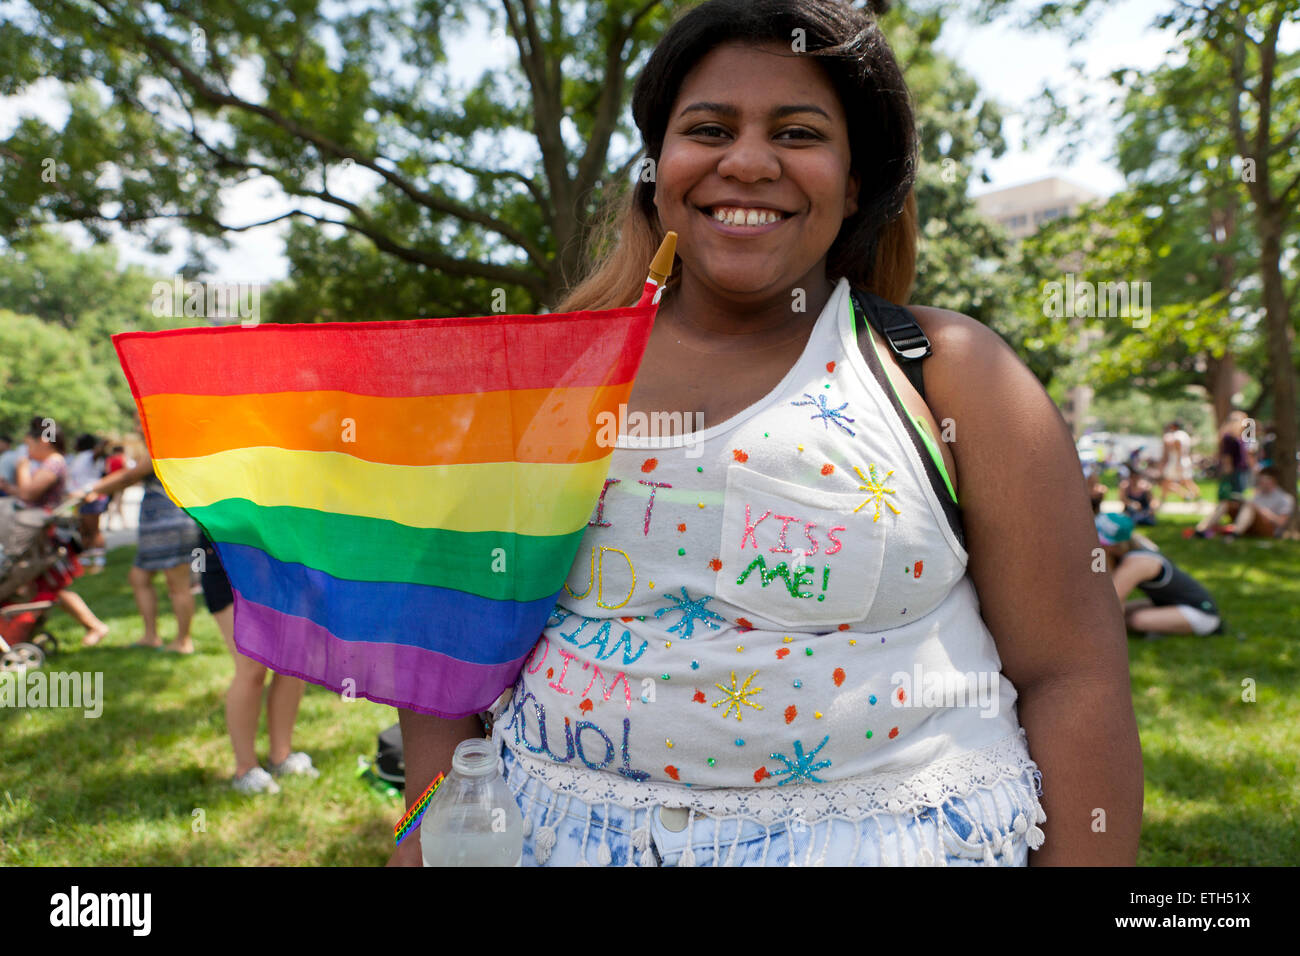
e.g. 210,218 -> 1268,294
0,0 -> 1199,284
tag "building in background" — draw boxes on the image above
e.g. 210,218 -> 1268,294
973,176 -> 1102,241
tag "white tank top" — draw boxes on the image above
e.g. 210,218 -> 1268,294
497,277 -> 1039,821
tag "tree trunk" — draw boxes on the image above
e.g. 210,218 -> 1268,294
1257,212 -> 1299,536
1204,352 -> 1238,427
1205,199 -> 1239,429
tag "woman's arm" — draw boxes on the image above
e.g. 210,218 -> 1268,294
15,457 -> 58,504
913,305 -> 1143,866
386,710 -> 485,866
87,458 -> 154,498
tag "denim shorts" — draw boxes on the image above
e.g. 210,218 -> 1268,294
500,744 -> 1040,867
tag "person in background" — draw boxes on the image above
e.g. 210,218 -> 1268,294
1194,465 -> 1295,539
1098,513 -> 1222,638
1258,421 -> 1277,470
83,445 -> 201,653
1215,411 -> 1252,504
1086,467 -> 1108,516
1157,420 -> 1199,505
0,434 -> 28,496
68,433 -> 109,573
7,417 -> 111,645
103,443 -> 128,530
197,533 -> 319,794
1119,468 -> 1156,525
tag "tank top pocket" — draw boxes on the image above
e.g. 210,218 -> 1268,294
714,464 -> 887,628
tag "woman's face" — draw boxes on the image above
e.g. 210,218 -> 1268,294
25,435 -> 50,461
654,40 -> 859,301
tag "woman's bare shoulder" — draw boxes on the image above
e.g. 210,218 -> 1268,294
901,304 -> 1028,412
906,304 -> 1010,361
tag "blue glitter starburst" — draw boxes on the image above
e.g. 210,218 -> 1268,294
768,735 -> 832,785
790,393 -> 856,435
653,586 -> 725,638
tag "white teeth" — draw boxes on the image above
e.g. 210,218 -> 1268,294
710,207 -> 784,226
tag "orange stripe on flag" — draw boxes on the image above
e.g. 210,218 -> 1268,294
139,383 -> 633,466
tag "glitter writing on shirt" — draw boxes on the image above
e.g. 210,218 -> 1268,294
588,477 -> 620,527
637,479 -> 672,535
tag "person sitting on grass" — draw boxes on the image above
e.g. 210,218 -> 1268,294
1118,468 -> 1157,526
1097,513 -> 1222,638
1192,466 -> 1294,540
1086,468 -> 1108,516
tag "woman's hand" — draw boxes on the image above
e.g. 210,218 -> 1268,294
386,835 -> 424,867
384,709 -> 487,867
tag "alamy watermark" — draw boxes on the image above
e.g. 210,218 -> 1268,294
151,275 -> 261,326
890,663 -> 1000,718
1042,274 -> 1152,328
594,404 -> 706,458
0,669 -> 103,718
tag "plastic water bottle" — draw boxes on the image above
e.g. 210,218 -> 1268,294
420,738 -> 523,866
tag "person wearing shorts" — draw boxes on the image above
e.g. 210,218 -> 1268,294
1097,513 -> 1222,637
1195,466 -> 1294,539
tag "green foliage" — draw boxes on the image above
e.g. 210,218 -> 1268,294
981,0 -> 1299,423
883,3 -> 1021,327
2,0 -> 1027,321
0,230 -> 192,432
0,309 -> 121,437
0,0 -> 680,313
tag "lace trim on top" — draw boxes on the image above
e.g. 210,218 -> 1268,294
496,722 -> 1044,829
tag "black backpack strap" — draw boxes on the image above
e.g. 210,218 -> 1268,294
850,288 -> 930,401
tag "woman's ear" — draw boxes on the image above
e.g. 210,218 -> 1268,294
844,170 -> 860,218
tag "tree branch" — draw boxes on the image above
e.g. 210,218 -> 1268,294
502,0 -> 572,221
90,0 -> 549,267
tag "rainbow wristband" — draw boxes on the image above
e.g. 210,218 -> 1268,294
393,772 -> 445,848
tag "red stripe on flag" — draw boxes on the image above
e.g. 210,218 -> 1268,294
114,307 -> 655,398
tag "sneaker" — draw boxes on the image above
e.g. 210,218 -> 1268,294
269,752 -> 320,779
232,767 -> 281,794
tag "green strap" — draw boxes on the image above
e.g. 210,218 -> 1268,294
862,316 -> 959,505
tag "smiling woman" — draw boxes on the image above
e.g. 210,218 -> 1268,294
393,0 -> 1143,868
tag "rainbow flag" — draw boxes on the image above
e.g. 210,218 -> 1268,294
113,306 -> 655,718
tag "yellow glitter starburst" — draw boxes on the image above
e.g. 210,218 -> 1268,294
712,670 -> 764,721
853,463 -> 901,522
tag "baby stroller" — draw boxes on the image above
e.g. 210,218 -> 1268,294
0,497 -> 77,671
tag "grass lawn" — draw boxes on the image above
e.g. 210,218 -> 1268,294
1,544 -> 401,866
2,524 -> 1297,866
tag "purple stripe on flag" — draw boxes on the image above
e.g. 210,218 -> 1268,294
232,594 -> 530,718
